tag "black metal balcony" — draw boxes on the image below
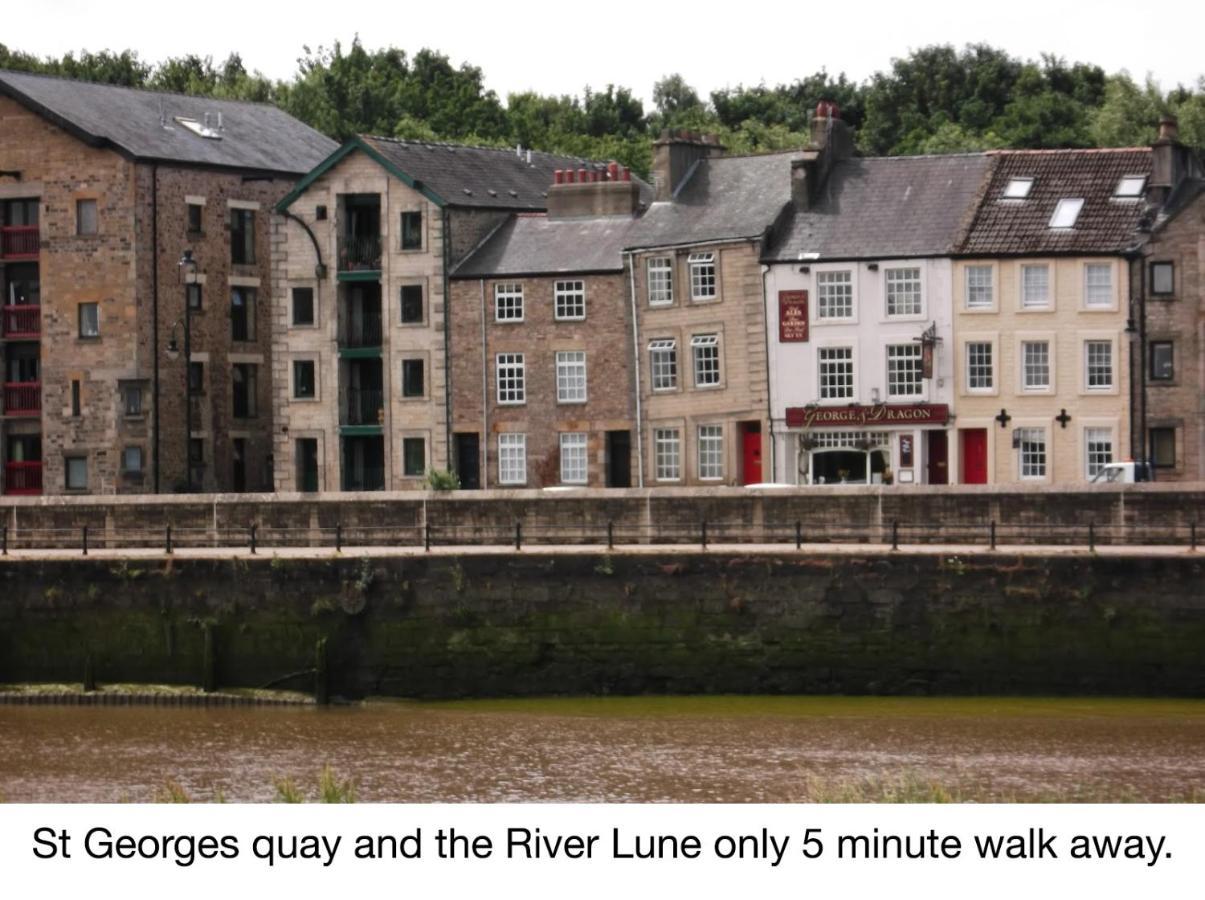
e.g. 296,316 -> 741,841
344,387 -> 384,426
337,234 -> 382,272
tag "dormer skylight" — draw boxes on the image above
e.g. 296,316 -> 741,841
1114,175 -> 1146,198
1049,198 -> 1084,229
1003,177 -> 1034,199
174,116 -> 222,140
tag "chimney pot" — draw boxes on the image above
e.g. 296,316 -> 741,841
622,167 -> 631,182
815,100 -> 841,120
554,169 -> 563,185
1158,116 -> 1180,143
608,161 -> 619,181
578,168 -> 587,182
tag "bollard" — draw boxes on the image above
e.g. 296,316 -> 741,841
607,521 -> 614,549
82,525 -> 88,556
83,655 -> 96,693
166,524 -> 173,555
515,521 -> 522,551
335,523 -> 342,553
795,521 -> 802,550
701,520 -> 708,550
202,623 -> 216,693
891,520 -> 899,551
250,524 -> 257,555
425,521 -> 432,552
990,520 -> 997,551
1088,521 -> 1095,552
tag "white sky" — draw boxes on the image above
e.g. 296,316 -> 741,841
5,0 -> 1201,105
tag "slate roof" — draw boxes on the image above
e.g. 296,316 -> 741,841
957,148 -> 1152,256
452,213 -> 637,278
0,70 -> 337,175
361,136 -> 652,211
626,150 -> 801,249
763,154 -> 992,262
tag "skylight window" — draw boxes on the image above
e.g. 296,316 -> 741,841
1114,175 -> 1147,198
1049,198 -> 1085,229
174,116 -> 222,140
1003,177 -> 1034,199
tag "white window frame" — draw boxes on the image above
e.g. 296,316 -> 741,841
964,265 -> 994,310
647,256 -> 673,306
1020,264 -> 1051,310
1084,426 -> 1114,479
886,343 -> 924,399
965,341 -> 994,394
497,433 -> 527,486
818,345 -> 854,401
1084,339 -> 1113,391
884,267 -> 923,317
697,424 -> 724,481
1114,176 -> 1146,198
1020,340 -> 1051,392
554,280 -> 586,321
1083,263 -> 1114,309
495,353 -> 526,405
559,432 -> 588,485
653,428 -> 681,482
1003,177 -> 1034,199
555,350 -> 587,404
816,269 -> 854,320
691,334 -> 721,388
494,283 -> 524,322
1049,198 -> 1084,229
688,252 -> 717,301
79,302 -> 100,338
1017,427 -> 1047,480
648,339 -> 678,391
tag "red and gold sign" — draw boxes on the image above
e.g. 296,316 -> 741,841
778,290 -> 809,342
786,403 -> 950,429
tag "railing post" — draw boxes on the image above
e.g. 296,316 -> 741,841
2,525 -> 6,556
514,520 -> 522,551
701,520 -> 708,550
425,521 -> 432,552
82,525 -> 88,556
607,521 -> 614,550
250,524 -> 257,555
335,522 -> 342,553
1088,521 -> 1095,552
1192,521 -> 1197,552
795,521 -> 802,550
990,520 -> 996,551
891,520 -> 899,551
166,524 -> 173,555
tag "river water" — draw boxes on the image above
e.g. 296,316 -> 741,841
2,697 -> 1204,802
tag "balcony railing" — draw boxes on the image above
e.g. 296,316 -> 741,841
3,381 -> 41,416
344,387 -> 384,426
3,461 -> 42,495
2,304 -> 40,338
339,310 -> 383,349
337,234 -> 382,272
0,226 -> 39,260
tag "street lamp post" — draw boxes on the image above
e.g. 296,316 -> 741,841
167,250 -> 198,491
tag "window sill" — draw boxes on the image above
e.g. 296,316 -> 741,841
690,296 -> 721,305
292,396 -> 320,403
400,395 -> 428,402
494,319 -> 525,325
962,306 -> 998,314
399,320 -> 428,328
554,317 -> 587,323
693,383 -> 723,391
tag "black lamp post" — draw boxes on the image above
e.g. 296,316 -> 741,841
167,250 -> 198,491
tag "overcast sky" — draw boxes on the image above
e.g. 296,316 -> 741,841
6,0 -> 1201,104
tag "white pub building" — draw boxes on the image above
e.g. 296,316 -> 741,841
761,135 -> 991,486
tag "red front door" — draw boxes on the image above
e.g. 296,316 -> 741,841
741,424 -> 763,485
960,428 -> 988,484
926,430 -> 949,485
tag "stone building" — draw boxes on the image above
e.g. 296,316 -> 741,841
0,70 -> 334,496
1132,119 -> 1205,480
271,137 -> 626,492
762,106 -> 991,485
951,148 -> 1149,485
449,165 -> 643,488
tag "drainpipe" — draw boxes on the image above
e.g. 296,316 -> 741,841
761,262 -> 775,482
1139,252 -> 1149,479
151,164 -> 161,493
626,251 -> 645,487
479,277 -> 488,489
442,208 -> 453,470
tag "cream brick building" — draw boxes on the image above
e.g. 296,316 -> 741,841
951,149 -> 1149,485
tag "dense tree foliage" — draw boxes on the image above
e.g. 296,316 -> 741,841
2,39 -> 1202,175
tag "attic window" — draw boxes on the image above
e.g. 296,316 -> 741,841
1002,177 -> 1034,200
508,190 -> 518,198
174,116 -> 222,140
1114,176 -> 1146,198
1049,198 -> 1084,229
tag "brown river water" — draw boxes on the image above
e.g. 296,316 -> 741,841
2,697 -> 1204,803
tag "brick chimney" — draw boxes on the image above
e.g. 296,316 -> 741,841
651,130 -> 725,202
1148,116 -> 1193,206
792,101 -> 854,211
546,162 -> 641,219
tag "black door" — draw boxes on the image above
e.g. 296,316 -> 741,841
455,433 -> 480,489
606,430 -> 631,488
